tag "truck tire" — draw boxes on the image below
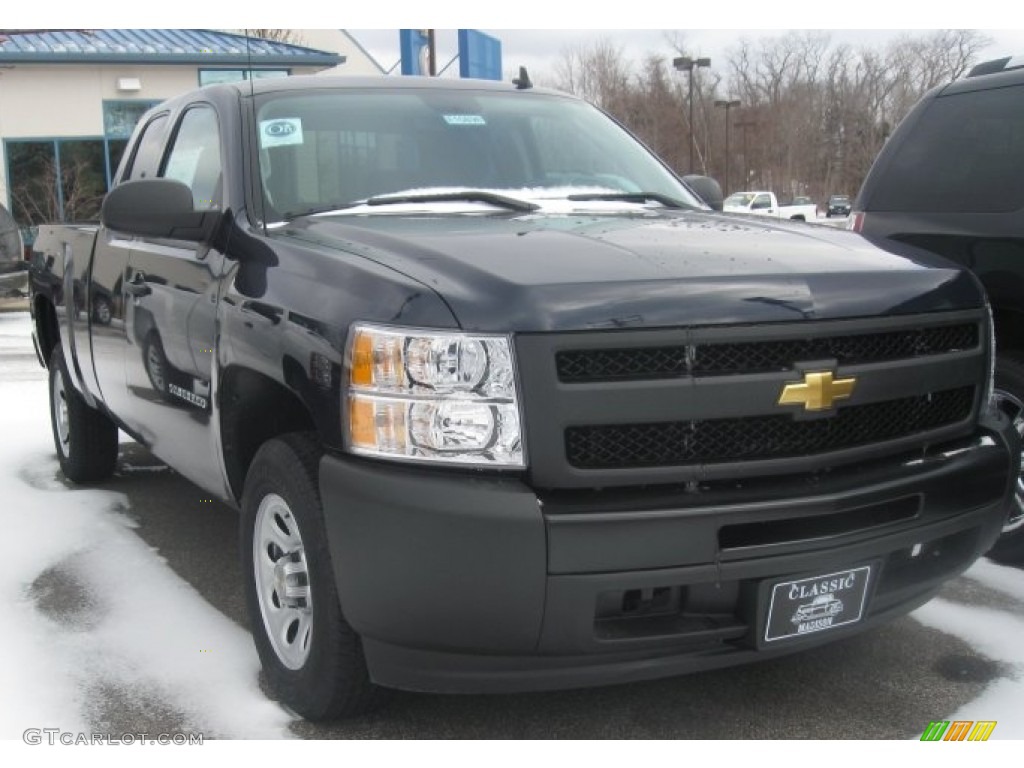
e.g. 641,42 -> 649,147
48,346 -> 118,482
988,352 -> 1024,563
240,433 -> 387,720
143,331 -> 169,395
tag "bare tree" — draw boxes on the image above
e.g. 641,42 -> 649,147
10,154 -> 103,226
545,29 -> 992,201
242,29 -> 305,46
554,38 -> 631,111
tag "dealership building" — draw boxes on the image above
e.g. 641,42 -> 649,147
0,29 -> 382,243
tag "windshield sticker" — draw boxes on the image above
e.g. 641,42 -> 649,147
443,114 -> 486,126
259,118 -> 303,148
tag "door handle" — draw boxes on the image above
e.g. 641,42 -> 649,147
125,273 -> 151,297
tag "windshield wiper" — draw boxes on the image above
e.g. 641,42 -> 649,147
365,191 -> 539,212
565,192 -> 693,209
283,202 -> 360,220
284,191 -> 539,221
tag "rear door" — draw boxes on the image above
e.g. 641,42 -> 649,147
122,102 -> 228,493
90,111 -> 170,419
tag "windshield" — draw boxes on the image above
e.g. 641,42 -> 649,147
830,196 -> 849,203
724,193 -> 756,207
254,88 -> 702,220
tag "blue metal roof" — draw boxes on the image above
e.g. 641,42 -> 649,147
0,29 -> 343,67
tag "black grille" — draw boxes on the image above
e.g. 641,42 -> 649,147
556,323 -> 978,382
565,387 -> 975,469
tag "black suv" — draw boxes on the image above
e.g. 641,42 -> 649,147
853,54 -> 1024,562
827,195 -> 851,218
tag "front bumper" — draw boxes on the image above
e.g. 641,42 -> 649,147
319,412 -> 1018,694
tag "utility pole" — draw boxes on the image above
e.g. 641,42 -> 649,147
734,118 -> 757,190
426,29 -> 437,76
714,99 -> 741,195
673,56 -> 711,174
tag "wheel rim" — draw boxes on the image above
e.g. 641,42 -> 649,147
992,388 -> 1024,534
52,368 -> 70,458
253,493 -> 313,670
146,343 -> 165,391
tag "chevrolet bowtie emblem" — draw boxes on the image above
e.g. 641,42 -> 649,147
778,371 -> 856,411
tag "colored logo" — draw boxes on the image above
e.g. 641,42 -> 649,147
265,121 -> 296,137
778,371 -> 856,411
259,118 -> 303,148
920,721 -> 997,741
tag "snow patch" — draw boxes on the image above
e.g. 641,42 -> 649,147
961,557 -> 1024,603
0,339 -> 292,738
913,564 -> 1024,740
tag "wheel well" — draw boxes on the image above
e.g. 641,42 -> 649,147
34,296 -> 59,365
790,214 -> 806,221
219,366 -> 316,501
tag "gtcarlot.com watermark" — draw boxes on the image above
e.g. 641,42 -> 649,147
23,729 -> 203,746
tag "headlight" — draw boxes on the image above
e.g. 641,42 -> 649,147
345,324 -> 524,467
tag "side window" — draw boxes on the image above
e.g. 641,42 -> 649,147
872,85 -> 1024,214
161,106 -> 222,211
752,194 -> 772,210
124,114 -> 170,181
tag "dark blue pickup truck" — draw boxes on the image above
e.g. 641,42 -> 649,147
28,75 -> 1019,720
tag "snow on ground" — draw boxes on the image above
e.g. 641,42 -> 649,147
912,559 -> 1024,739
0,312 -> 293,739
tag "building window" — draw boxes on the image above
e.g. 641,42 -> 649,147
6,142 -> 57,228
4,101 -> 163,239
59,141 -> 107,220
199,68 -> 289,86
6,138 -> 107,229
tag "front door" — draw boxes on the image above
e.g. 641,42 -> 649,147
123,103 -> 228,495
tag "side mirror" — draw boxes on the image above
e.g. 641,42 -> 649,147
683,175 -> 724,212
101,179 -> 221,242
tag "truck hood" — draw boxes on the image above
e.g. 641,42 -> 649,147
276,210 -> 982,332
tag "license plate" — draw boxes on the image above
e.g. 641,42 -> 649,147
764,565 -> 872,643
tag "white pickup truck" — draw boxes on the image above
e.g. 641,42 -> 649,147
723,191 -> 818,221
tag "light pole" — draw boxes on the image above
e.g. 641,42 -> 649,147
673,56 -> 711,174
735,118 -> 757,190
713,99 -> 741,195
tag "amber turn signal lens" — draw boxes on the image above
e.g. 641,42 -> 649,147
349,397 -> 377,448
350,330 -> 374,387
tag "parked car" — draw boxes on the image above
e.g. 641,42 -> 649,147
29,75 -> 1018,720
0,260 -> 28,298
852,53 -> 1024,563
723,190 -> 817,221
827,195 -> 851,218
0,203 -> 27,298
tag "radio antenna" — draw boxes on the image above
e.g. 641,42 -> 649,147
244,28 -> 256,92
244,29 -> 267,234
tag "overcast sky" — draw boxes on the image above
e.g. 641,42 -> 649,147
346,28 -> 1024,84
8,3 -> 1023,86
